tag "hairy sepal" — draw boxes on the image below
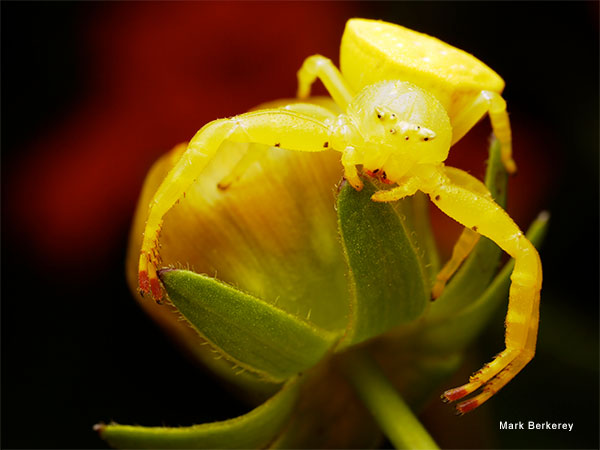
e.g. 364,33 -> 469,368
97,377 -> 301,449
160,269 -> 340,382
337,178 -> 430,347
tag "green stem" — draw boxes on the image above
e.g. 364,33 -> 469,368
341,350 -> 440,450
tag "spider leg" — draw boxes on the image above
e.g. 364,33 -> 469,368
454,289 -> 539,413
432,228 -> 480,299
369,176 -> 421,202
341,147 -> 363,191
430,166 -> 490,298
297,55 -> 354,109
451,91 -> 516,174
217,103 -> 338,190
423,165 -> 541,412
217,143 -> 267,190
139,109 -> 334,301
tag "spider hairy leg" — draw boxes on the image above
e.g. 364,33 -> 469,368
432,228 -> 480,299
297,54 -> 354,109
218,103 -> 338,190
370,176 -> 421,202
424,165 -> 541,412
430,165 -> 494,298
341,146 -> 363,191
454,295 -> 539,413
217,143 -> 267,190
451,91 -> 516,174
138,109 -> 335,301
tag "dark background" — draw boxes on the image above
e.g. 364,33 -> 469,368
2,2 -> 598,449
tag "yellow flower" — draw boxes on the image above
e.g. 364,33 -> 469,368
99,98 -> 548,449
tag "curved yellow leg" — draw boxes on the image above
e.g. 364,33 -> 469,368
451,90 -> 516,174
217,143 -> 268,190
217,103 -> 338,190
370,176 -> 421,202
139,109 -> 333,301
280,102 -> 339,122
432,228 -> 480,299
297,54 -> 354,109
424,166 -> 541,412
430,165 -> 490,298
341,146 -> 363,191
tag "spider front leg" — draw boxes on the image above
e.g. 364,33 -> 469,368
370,176 -> 421,202
217,143 -> 267,190
451,91 -> 516,174
217,103 -> 338,190
297,55 -> 354,109
424,165 -> 541,413
341,146 -> 363,191
138,109 -> 334,301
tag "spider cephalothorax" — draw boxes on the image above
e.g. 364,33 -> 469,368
338,80 -> 452,184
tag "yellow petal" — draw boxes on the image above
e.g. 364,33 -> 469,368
126,98 -> 350,391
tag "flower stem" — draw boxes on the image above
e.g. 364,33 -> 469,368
341,350 -> 440,450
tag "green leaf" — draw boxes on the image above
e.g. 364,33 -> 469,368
422,211 -> 549,353
160,269 -> 339,382
430,139 -> 509,318
97,377 -> 301,449
337,178 -> 429,347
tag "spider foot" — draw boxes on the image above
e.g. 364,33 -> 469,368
442,378 -> 482,402
442,348 -> 525,413
431,278 -> 446,299
138,248 -> 164,303
443,380 -> 499,415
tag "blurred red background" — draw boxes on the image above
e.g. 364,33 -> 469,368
4,2 -> 561,273
6,2 -> 358,270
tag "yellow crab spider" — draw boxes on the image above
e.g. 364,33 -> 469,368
138,18 -> 541,414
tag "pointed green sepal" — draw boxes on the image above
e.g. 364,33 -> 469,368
401,191 -> 442,285
160,269 -> 339,382
96,377 -> 301,449
337,178 -> 429,347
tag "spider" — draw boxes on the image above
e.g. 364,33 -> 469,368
138,18 -> 542,414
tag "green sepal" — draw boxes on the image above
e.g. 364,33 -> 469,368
422,211 -> 549,353
401,191 -> 442,285
430,139 -> 509,318
97,377 -> 301,449
160,269 -> 339,382
337,178 -> 429,347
